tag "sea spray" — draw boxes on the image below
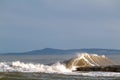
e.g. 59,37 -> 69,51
0,61 -> 71,73
65,53 -> 116,70
0,53 -> 120,77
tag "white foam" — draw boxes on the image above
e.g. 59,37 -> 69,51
70,71 -> 120,77
0,61 -> 71,73
0,61 -> 120,77
0,53 -> 120,77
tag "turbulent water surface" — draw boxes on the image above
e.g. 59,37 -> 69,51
0,53 -> 120,80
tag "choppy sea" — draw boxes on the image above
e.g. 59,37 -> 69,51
0,54 -> 120,80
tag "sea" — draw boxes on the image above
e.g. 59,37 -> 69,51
0,53 -> 120,80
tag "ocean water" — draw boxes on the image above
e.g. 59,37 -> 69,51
0,53 -> 120,80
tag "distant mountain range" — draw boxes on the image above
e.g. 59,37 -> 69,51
1,48 -> 120,55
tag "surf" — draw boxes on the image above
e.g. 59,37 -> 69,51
0,61 -> 71,73
65,53 -> 117,70
0,53 -> 120,77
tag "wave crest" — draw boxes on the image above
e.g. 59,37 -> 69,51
0,61 -> 71,73
65,53 -> 116,70
0,53 -> 119,77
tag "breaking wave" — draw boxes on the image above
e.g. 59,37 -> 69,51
0,61 -> 71,73
0,53 -> 120,77
65,53 -> 117,70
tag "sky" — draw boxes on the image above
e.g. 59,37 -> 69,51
0,0 -> 120,53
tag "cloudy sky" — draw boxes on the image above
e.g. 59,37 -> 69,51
0,0 -> 120,52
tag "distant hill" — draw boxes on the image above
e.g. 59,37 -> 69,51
1,48 -> 120,55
